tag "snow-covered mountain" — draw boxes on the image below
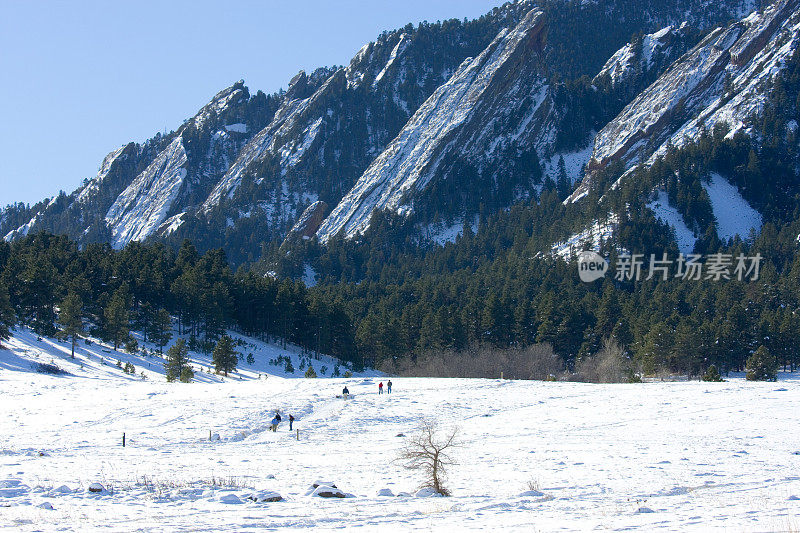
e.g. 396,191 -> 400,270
570,0 -> 800,202
593,24 -> 694,89
0,0 -> 779,265
316,9 -> 551,242
3,81 -> 263,248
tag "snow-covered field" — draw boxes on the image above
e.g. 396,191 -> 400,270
2,332 -> 800,531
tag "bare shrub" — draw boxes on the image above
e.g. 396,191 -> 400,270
32,362 -> 68,375
572,339 -> 634,383
133,474 -> 253,497
384,343 -> 563,380
398,419 -> 460,496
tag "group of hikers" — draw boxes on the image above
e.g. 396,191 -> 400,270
342,379 -> 393,399
270,412 -> 294,432
270,380 -> 396,432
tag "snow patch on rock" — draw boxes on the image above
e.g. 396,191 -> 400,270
105,137 -> 188,248
224,123 -> 247,133
373,34 -> 410,88
76,146 -> 128,205
317,9 -> 550,242
595,26 -> 678,86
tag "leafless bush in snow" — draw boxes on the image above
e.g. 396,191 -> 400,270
397,419 -> 460,496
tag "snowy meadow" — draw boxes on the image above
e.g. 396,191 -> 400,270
2,330 -> 800,531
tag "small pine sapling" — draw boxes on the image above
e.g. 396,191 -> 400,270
180,366 -> 194,383
702,364 -> 724,382
746,345 -> 778,381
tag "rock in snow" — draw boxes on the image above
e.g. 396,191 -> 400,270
310,485 -> 347,498
247,491 -> 283,503
218,493 -> 244,504
414,487 -> 444,498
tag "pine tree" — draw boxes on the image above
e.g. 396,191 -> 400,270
212,334 -> 238,376
305,364 -> 317,378
104,286 -> 130,351
701,364 -> 724,382
22,258 -> 57,336
165,338 -> 190,382
151,308 -> 173,354
58,291 -> 83,358
0,282 -> 15,345
746,345 -> 778,382
179,365 -> 194,383
556,155 -> 570,199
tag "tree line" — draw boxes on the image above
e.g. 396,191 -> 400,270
277,46 -> 800,376
0,236 -> 361,369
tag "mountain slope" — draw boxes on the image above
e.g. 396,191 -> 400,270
3,81 -> 272,248
570,0 -> 800,202
317,9 -> 550,241
0,0 -> 771,265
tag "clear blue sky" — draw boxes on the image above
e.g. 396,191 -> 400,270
0,0 -> 506,207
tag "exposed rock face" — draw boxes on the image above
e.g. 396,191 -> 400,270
2,0 -> 780,262
316,9 -> 552,242
593,24 -> 693,89
200,72 -> 342,215
570,0 -> 800,202
105,137 -> 188,248
285,201 -> 329,241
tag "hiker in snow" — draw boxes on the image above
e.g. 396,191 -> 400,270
270,416 -> 279,432
378,382 -> 384,394
289,414 -> 295,431
387,380 -> 392,394
342,386 -> 350,399
275,412 -> 282,424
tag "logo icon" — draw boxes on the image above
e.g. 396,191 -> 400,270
577,251 -> 608,282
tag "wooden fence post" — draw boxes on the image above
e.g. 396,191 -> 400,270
122,433 -> 126,447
